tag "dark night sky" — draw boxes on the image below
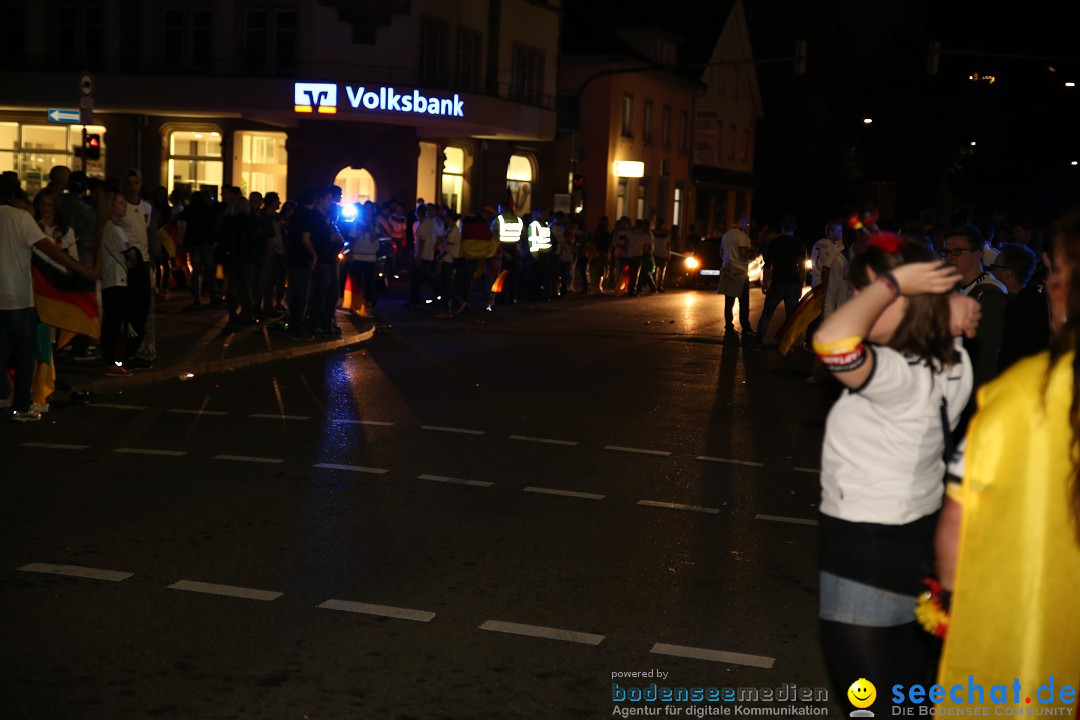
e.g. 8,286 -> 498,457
566,0 -> 1080,230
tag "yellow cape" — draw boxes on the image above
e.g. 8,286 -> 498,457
938,351 -> 1079,709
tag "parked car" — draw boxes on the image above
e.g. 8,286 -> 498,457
672,237 -> 764,288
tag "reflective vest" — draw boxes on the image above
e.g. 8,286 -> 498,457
496,213 -> 523,244
528,219 -> 552,255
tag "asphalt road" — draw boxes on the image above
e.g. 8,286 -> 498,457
1,284 -> 841,719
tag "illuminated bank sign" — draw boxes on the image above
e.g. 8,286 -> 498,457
293,82 -> 465,118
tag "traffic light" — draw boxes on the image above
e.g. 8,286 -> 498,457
572,173 -> 584,189
85,134 -> 101,160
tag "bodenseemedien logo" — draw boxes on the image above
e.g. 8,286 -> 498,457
293,82 -> 337,114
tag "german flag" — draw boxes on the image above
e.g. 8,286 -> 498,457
775,285 -> 825,356
31,254 -> 100,340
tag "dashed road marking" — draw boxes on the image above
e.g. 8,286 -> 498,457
650,643 -> 775,668
604,445 -> 672,457
91,403 -> 148,411
332,419 -> 394,426
421,425 -> 485,435
755,513 -> 818,526
167,408 -> 229,416
313,463 -> 389,475
509,435 -> 579,446
319,599 -> 436,622
168,580 -> 282,602
418,474 -> 493,488
637,500 -> 720,515
696,456 -> 765,468
18,563 -> 133,582
524,486 -> 605,500
114,448 -> 187,457
21,442 -> 88,450
250,413 -> 310,421
794,467 -> 821,474
213,454 -> 284,464
480,620 -> 604,646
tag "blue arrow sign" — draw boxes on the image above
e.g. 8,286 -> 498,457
48,108 -> 81,123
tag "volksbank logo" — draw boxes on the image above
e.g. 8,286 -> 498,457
294,82 -> 337,114
292,83 -> 465,118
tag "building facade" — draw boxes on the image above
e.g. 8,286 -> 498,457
1,0 -> 560,212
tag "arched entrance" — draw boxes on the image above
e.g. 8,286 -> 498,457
333,166 -> 376,207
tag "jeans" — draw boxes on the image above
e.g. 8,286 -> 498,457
264,253 -> 286,310
755,283 -> 801,342
350,260 -> 377,306
654,256 -> 668,290
188,244 -> 216,302
309,261 -> 339,330
287,264 -> 313,333
625,256 -> 642,295
721,278 -> 750,332
101,286 -> 131,365
409,258 -> 440,304
0,307 -> 38,412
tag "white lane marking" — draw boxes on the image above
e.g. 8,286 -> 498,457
697,456 -> 765,468
332,419 -> 394,427
638,500 -> 720,515
509,435 -> 579,446
480,620 -> 604,646
213,454 -> 284,464
114,448 -> 187,457
755,513 -> 819,526
524,486 -> 605,500
168,580 -> 282,601
605,445 -> 671,457
650,643 -> 775,669
250,413 -> 310,421
421,425 -> 485,435
313,463 -> 389,475
319,599 -> 435,622
92,403 -> 148,410
418,474 -> 493,488
21,442 -> 88,450
18,563 -> 133,582
794,467 -> 821,474
167,409 -> 229,416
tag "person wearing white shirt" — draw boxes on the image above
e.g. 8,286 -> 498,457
117,168 -> 157,368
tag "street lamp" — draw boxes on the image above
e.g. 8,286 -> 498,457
863,118 -> 873,125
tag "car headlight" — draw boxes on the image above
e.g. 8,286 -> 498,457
684,256 -> 700,270
804,259 -> 813,270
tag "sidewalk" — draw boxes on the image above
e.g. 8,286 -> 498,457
55,296 -> 375,396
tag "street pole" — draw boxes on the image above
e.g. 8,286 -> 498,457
81,126 -> 87,173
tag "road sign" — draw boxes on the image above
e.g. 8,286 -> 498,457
79,71 -> 94,96
48,108 -> 81,124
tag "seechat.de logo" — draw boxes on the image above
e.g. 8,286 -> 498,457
294,82 -> 338,114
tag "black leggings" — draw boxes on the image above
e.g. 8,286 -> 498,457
820,620 -> 936,711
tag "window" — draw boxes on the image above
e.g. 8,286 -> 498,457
455,29 -> 482,93
0,123 -> 109,194
506,154 -> 534,214
636,178 -> 648,220
511,44 -> 544,104
643,101 -> 654,146
420,18 -> 447,86
167,129 -> 223,197
56,3 -> 104,68
334,167 -> 376,207
679,111 -> 689,151
244,9 -> 297,74
162,8 -> 213,71
442,146 -> 465,213
662,105 -> 671,148
616,179 -> 627,219
235,131 -> 288,197
672,186 -> 682,229
621,95 -> 633,138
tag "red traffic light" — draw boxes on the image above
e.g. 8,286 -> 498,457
572,174 -> 584,188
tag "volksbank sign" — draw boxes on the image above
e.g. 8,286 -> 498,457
294,82 -> 465,118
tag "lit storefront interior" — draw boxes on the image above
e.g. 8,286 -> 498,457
0,122 -> 108,194
167,128 -> 223,198
234,130 -> 288,198
506,153 -> 534,214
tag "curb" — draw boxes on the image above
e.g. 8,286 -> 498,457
71,324 -> 376,395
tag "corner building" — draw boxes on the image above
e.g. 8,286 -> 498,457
3,0 -> 560,211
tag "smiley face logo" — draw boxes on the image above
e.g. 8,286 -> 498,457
847,678 -> 877,712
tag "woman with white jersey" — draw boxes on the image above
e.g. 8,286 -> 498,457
811,234 -> 975,703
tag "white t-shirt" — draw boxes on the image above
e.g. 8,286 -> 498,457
32,225 -> 78,272
118,198 -> 152,257
651,231 -> 670,257
811,237 -> 844,287
820,341 -> 973,525
720,228 -> 751,271
442,225 -> 461,263
100,223 -> 132,289
625,228 -> 649,257
348,225 -> 379,263
414,218 -> 435,261
0,205 -> 47,310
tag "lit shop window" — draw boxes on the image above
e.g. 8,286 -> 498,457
168,129 -> 223,198
441,146 -> 465,214
673,186 -> 683,228
506,153 -> 533,214
334,166 -> 376,207
616,178 -> 627,218
235,130 -> 288,197
0,122 -> 108,195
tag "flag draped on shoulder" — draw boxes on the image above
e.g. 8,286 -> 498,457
31,253 -> 100,339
